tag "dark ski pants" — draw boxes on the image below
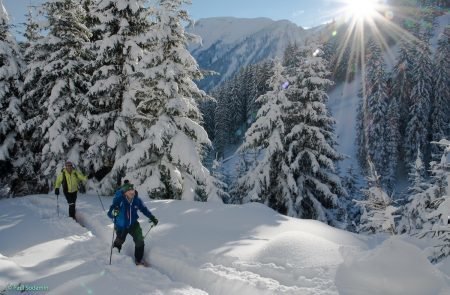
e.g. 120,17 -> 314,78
64,191 -> 78,219
114,222 -> 145,262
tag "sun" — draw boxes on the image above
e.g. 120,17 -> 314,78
345,0 -> 379,21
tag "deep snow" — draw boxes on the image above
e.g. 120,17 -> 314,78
1,194 -> 449,294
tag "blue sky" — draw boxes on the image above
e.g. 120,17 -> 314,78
3,0 -> 345,34
187,0 -> 343,28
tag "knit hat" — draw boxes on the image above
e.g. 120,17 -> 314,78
122,182 -> 134,192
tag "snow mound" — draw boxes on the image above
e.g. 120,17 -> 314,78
335,237 -> 450,295
253,231 -> 342,268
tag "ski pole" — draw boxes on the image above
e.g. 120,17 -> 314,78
96,189 -> 106,211
109,216 -> 116,265
57,194 -> 59,217
143,223 -> 155,240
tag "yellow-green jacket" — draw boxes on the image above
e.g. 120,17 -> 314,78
55,169 -> 87,193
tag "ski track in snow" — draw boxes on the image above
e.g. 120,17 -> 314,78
2,195 -> 205,295
3,195 -> 448,294
0,195 -> 349,294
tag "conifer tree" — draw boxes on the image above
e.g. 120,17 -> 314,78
341,165 -> 362,231
198,98 -> 217,141
342,165 -> 360,199
0,1 -> 25,191
408,147 -> 428,195
234,60 -> 289,208
93,0 -> 224,200
80,0 -> 156,188
22,7 -> 40,57
399,140 -> 449,231
356,159 -> 397,234
403,140 -> 450,262
283,45 -> 345,223
362,40 -> 389,181
214,85 -> 233,157
391,40 -> 415,145
22,0 -> 91,187
431,27 -> 450,160
16,5 -> 45,195
385,97 -> 401,190
405,38 -> 433,167
355,94 -> 367,171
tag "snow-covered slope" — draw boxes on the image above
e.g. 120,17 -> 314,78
1,194 -> 449,294
188,17 -> 309,90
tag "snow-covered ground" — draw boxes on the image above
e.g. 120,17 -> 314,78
1,194 -> 449,294
328,73 -> 362,175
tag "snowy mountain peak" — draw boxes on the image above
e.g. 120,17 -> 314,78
190,17 -> 303,50
188,17 -> 310,90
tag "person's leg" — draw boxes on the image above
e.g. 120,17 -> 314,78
113,228 -> 128,253
65,192 -> 77,219
129,222 -> 145,262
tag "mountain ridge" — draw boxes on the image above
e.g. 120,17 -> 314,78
187,17 -> 313,90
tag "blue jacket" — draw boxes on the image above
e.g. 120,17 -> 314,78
107,189 -> 154,230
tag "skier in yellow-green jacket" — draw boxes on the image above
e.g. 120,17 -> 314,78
54,161 -> 87,219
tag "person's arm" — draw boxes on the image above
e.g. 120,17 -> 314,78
54,172 -> 64,189
75,170 -> 87,182
107,192 -> 122,219
137,198 -> 154,219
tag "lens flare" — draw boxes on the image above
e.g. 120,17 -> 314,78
385,10 -> 394,20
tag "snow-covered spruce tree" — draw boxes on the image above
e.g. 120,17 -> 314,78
342,165 -> 360,199
357,40 -> 389,183
391,39 -> 415,147
22,0 -> 92,188
213,85 -> 233,157
398,148 -> 430,233
282,42 -> 300,75
255,60 -> 273,108
405,140 -> 450,262
384,96 -> 401,190
233,60 -> 289,209
355,91 -> 367,170
334,46 -> 356,83
408,147 -> 429,195
404,37 -> 433,167
239,64 -> 258,130
79,0 -> 154,186
0,2 -> 25,194
227,78 -> 246,143
283,45 -> 345,223
14,5 -> 45,195
22,7 -> 40,60
356,158 -> 397,235
198,98 -> 216,141
342,165 -> 362,231
398,139 -> 449,235
97,0 -> 224,201
431,27 -> 450,160
211,61 -> 274,157
322,33 -> 338,78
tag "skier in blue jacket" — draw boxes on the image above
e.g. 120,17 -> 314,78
107,181 -> 158,265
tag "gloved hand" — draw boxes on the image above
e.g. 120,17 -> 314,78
112,208 -> 119,217
55,188 -> 59,195
150,216 -> 158,225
